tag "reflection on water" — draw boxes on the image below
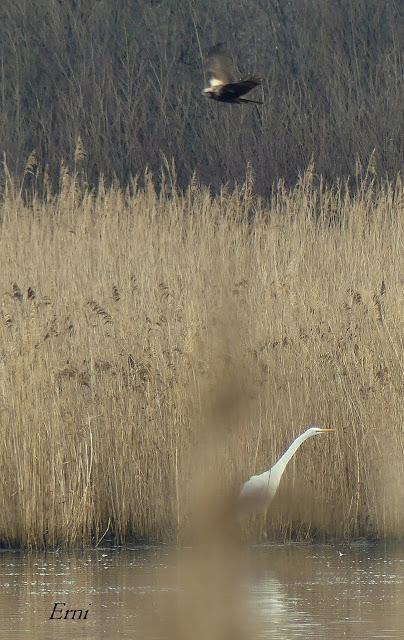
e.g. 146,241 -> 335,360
249,545 -> 404,639
1,544 -> 404,639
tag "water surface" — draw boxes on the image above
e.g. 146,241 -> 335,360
1,543 -> 403,639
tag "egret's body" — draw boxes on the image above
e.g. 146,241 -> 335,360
239,426 -> 334,515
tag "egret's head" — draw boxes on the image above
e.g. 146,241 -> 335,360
306,425 -> 335,437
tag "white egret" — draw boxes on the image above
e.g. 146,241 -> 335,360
239,426 -> 335,515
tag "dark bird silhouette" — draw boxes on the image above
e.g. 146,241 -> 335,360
203,43 -> 263,105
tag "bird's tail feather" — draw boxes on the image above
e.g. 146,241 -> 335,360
239,98 -> 263,105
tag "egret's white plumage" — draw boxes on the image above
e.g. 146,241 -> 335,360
239,426 -> 335,515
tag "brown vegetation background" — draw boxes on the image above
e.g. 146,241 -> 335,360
0,170 -> 402,548
0,0 -> 403,194
0,0 -> 402,550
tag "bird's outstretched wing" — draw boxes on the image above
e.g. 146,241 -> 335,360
221,77 -> 262,98
206,43 -> 237,86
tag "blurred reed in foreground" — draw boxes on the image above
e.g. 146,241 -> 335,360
0,167 -> 402,548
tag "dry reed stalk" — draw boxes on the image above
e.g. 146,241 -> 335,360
0,171 -> 402,548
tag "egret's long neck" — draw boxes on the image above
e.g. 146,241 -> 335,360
273,430 -> 314,475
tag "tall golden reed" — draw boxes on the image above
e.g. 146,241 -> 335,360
0,168 -> 402,548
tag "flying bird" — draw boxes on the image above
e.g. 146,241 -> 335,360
239,426 -> 335,515
203,43 -> 263,105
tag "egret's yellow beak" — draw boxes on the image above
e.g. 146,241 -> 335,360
320,428 -> 335,432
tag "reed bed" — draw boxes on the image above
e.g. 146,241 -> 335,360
0,169 -> 402,548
